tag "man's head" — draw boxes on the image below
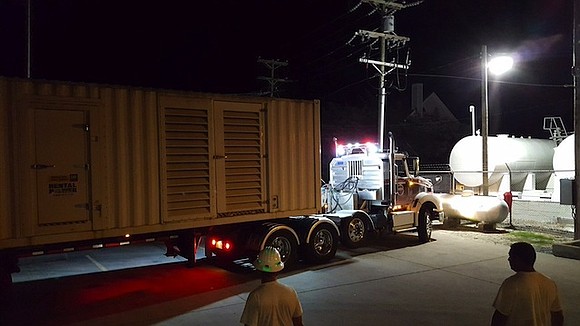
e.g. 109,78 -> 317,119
253,246 -> 284,273
508,242 -> 536,272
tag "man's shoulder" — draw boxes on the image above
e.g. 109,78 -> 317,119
524,271 -> 555,282
505,271 -> 556,286
269,281 -> 295,290
253,281 -> 294,291
248,281 -> 297,302
532,271 -> 558,287
264,281 -> 298,294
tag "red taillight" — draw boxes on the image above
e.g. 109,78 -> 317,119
209,238 -> 232,251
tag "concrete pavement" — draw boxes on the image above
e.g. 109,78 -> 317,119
67,230 -> 580,326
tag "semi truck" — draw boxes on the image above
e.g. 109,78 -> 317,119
0,77 -> 444,288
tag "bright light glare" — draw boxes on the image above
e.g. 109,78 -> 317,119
365,142 -> 378,154
336,144 -> 346,157
488,55 -> 513,75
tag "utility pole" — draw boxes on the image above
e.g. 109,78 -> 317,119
573,0 -> 580,239
27,0 -> 32,78
356,0 -> 418,150
257,58 -> 290,97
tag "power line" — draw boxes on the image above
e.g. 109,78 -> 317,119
277,3 -> 377,62
325,75 -> 377,97
408,73 -> 573,88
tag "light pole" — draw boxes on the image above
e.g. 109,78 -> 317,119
469,105 -> 476,136
481,45 -> 489,195
481,45 -> 513,196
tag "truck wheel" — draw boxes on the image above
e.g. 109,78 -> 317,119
306,224 -> 338,263
265,230 -> 298,267
340,216 -> 368,248
418,204 -> 434,243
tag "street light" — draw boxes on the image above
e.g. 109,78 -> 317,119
469,105 -> 476,136
481,45 -> 513,196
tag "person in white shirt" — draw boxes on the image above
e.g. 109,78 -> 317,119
492,242 -> 563,326
241,246 -> 304,326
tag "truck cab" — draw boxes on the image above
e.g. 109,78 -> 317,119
324,134 -> 444,247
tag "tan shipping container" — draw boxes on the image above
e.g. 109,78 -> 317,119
0,78 -> 321,250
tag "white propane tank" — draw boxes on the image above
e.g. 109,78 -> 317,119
553,134 -> 574,178
449,135 -> 554,187
551,134 -> 574,202
434,192 -> 509,224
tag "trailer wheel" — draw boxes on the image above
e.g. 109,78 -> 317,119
340,215 -> 368,248
306,224 -> 338,263
418,204 -> 434,243
265,230 -> 298,267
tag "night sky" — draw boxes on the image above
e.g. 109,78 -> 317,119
0,0 -> 574,166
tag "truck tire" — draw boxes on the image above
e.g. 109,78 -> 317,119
340,215 -> 368,248
305,224 -> 338,263
418,204 -> 434,243
265,229 -> 298,267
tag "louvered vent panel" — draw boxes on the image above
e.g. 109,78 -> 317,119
223,109 -> 263,211
349,160 -> 363,177
164,108 -> 211,217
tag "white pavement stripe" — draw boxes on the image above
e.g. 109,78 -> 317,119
86,254 -> 108,271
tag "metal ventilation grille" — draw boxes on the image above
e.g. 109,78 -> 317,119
164,107 -> 211,218
348,160 -> 363,177
222,109 -> 264,212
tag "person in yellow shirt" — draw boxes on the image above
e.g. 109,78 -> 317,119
492,242 -> 563,326
241,247 -> 304,326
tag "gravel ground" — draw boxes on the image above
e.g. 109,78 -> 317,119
435,220 -> 576,254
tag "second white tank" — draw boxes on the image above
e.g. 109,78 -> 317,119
449,135 -> 554,187
553,134 -> 574,178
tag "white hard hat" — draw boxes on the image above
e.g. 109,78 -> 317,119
253,246 -> 284,273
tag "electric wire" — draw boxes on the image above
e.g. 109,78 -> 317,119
323,176 -> 359,212
408,73 -> 573,88
278,2 -> 376,65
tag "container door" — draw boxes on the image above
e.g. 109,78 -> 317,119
213,101 -> 266,215
34,109 -> 90,225
159,97 -> 215,221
